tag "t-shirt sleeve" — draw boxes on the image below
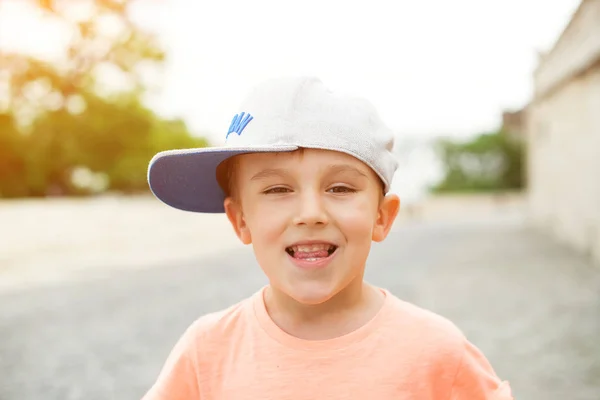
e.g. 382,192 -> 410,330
449,339 -> 513,400
141,323 -> 201,400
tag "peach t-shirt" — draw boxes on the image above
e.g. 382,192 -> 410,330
142,287 -> 513,399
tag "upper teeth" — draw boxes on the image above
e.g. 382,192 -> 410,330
291,244 -> 334,252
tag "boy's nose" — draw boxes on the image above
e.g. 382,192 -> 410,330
292,191 -> 329,227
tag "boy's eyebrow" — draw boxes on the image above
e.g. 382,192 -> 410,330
326,164 -> 369,178
250,168 -> 290,181
250,165 -> 369,181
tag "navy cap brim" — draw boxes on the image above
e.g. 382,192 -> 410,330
147,145 -> 298,213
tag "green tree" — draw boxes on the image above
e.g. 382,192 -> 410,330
0,114 -> 29,197
0,0 -> 208,197
431,130 -> 524,193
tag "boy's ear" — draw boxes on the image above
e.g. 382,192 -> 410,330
372,193 -> 400,242
224,197 -> 252,245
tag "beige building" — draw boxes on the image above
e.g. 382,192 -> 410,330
526,0 -> 600,264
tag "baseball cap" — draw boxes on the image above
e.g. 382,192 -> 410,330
147,76 -> 398,213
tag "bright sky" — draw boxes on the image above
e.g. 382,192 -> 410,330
143,0 -> 581,144
0,0 -> 582,200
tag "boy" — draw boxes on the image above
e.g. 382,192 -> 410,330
143,76 -> 513,399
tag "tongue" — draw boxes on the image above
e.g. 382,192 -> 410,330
294,250 -> 329,259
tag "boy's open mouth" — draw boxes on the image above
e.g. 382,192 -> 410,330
285,243 -> 337,261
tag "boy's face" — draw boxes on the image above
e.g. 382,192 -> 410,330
224,148 -> 400,305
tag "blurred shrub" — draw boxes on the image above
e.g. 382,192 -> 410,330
431,129 -> 525,193
0,0 -> 208,198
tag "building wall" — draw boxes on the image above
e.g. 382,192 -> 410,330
526,0 -> 600,264
534,0 -> 600,98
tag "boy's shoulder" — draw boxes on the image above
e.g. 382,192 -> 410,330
184,293 -> 255,341
384,292 -> 512,398
384,290 -> 467,347
375,292 -> 482,375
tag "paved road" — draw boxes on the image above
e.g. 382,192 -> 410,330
1,216 -> 599,400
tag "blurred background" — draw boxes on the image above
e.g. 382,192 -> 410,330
0,0 -> 599,399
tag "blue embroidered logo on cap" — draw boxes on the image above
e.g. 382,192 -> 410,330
226,112 -> 253,139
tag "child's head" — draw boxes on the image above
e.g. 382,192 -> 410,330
148,76 -> 400,304
217,148 -> 399,305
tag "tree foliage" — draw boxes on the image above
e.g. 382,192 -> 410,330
431,130 -> 524,193
0,0 -> 208,198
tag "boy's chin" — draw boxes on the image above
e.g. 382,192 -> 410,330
284,282 -> 342,306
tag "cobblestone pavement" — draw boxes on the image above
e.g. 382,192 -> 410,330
1,216 -> 599,400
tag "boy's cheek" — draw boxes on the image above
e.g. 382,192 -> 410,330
332,204 -> 378,229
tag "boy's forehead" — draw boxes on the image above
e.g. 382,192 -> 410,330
238,148 -> 370,172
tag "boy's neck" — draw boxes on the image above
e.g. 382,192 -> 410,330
263,279 -> 385,341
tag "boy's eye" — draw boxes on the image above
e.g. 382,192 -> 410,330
263,187 -> 291,194
327,186 -> 356,194
262,186 -> 356,194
